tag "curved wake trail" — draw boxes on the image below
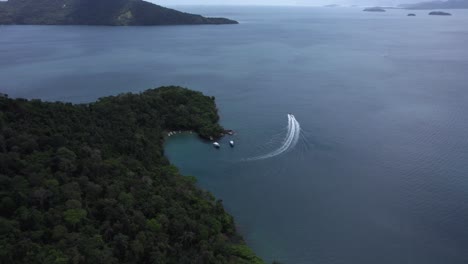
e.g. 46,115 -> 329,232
246,114 -> 301,161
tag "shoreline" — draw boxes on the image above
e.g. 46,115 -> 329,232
165,129 -> 235,141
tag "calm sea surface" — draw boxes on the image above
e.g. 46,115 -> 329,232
2,6 -> 468,264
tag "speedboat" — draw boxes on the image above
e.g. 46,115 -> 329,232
229,140 -> 234,147
213,142 -> 220,148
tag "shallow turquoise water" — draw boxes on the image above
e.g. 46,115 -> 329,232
2,6 -> 468,264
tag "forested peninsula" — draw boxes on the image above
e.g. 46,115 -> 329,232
0,87 -> 263,263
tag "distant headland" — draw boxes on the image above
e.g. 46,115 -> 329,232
0,0 -> 238,26
401,0 -> 468,9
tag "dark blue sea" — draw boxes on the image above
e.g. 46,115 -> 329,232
2,6 -> 468,264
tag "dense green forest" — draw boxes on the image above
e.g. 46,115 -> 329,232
0,0 -> 238,26
0,87 -> 263,263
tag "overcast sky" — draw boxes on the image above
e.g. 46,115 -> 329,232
149,0 -> 424,6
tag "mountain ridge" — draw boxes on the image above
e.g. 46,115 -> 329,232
400,0 -> 468,9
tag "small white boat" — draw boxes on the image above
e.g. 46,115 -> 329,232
229,140 -> 234,147
213,142 -> 221,148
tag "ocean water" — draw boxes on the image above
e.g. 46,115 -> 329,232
2,6 -> 468,264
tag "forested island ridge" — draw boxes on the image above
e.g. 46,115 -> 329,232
0,0 -> 238,26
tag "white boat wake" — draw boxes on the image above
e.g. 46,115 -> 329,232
246,114 -> 301,161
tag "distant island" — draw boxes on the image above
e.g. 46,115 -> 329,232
408,13 -> 417,16
401,0 -> 468,9
429,11 -> 453,15
0,86 -> 264,263
0,0 -> 238,26
363,7 -> 386,12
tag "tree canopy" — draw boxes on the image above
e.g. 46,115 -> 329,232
0,86 -> 263,263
